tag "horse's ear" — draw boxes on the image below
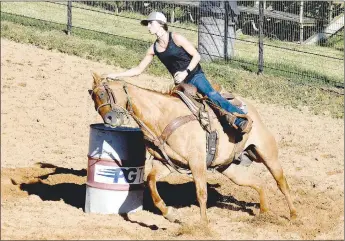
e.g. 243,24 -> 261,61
91,71 -> 101,86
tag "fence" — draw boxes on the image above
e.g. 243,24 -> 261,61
1,1 -> 344,87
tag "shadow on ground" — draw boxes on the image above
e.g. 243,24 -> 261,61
19,163 -> 258,217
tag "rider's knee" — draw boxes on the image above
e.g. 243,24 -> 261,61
207,90 -> 222,102
207,90 -> 220,99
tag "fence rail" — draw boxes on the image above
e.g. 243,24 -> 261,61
1,1 -> 344,86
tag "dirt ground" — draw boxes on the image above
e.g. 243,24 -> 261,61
1,38 -> 344,240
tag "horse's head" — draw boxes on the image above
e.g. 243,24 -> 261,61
89,72 -> 129,127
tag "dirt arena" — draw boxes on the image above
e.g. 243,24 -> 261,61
1,38 -> 344,240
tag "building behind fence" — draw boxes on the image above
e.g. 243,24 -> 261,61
1,1 -> 344,86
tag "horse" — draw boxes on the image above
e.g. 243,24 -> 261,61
89,72 -> 297,224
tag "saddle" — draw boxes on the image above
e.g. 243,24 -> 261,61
173,83 -> 251,128
172,83 -> 253,168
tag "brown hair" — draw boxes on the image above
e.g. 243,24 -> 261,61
157,21 -> 168,31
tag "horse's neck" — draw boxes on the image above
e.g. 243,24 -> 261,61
127,85 -> 173,122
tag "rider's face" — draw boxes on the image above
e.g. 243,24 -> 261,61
147,20 -> 162,34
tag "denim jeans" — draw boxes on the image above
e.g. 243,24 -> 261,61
187,72 -> 245,126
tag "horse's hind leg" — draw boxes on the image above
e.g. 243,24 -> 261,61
220,164 -> 269,214
254,144 -> 297,220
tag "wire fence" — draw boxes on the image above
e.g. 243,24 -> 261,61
1,0 -> 344,86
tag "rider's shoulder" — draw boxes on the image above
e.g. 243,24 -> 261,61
171,32 -> 188,45
172,32 -> 184,40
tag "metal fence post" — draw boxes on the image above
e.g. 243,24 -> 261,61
224,1 -> 229,62
67,0 -> 72,35
299,1 -> 304,43
258,0 -> 264,74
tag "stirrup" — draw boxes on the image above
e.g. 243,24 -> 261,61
225,112 -> 253,134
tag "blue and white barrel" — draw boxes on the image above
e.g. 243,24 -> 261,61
85,124 -> 146,214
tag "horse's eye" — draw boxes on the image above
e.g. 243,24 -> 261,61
99,92 -> 105,98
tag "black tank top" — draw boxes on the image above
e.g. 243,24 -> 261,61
154,32 -> 202,81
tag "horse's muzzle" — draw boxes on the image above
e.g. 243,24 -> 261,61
103,110 -> 124,127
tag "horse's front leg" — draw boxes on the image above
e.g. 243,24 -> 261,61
189,159 -> 209,225
146,162 -> 180,223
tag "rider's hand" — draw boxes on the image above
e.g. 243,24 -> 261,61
174,70 -> 188,84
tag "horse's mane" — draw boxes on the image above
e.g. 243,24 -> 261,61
135,83 -> 175,96
108,80 -> 176,97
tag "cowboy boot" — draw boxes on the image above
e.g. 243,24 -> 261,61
237,118 -> 252,134
225,113 -> 253,134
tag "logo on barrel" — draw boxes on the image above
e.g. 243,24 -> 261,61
94,165 -> 145,184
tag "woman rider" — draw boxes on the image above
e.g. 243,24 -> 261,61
104,12 -> 251,134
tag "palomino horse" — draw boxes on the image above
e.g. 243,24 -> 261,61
89,72 -> 297,224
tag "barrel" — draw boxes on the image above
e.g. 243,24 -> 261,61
85,124 -> 146,214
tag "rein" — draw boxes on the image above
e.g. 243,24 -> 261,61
122,82 -> 193,173
93,80 -> 250,174
123,83 -> 158,143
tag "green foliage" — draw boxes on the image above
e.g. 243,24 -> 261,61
174,7 -> 185,19
321,31 -> 344,52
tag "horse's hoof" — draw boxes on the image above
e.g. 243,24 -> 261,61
260,207 -> 269,214
290,211 -> 297,220
200,219 -> 209,226
164,207 -> 180,223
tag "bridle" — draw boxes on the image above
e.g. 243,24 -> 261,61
89,81 -> 160,144
90,82 -> 117,113
90,82 -> 130,125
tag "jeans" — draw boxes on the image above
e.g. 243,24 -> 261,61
187,72 -> 245,126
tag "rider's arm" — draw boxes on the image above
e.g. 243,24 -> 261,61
106,45 -> 154,79
172,33 -> 201,72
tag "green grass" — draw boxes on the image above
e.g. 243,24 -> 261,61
232,36 -> 344,84
1,9 -> 344,119
1,1 -> 343,86
0,2 -> 196,43
322,31 -> 344,52
203,62 -> 344,119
